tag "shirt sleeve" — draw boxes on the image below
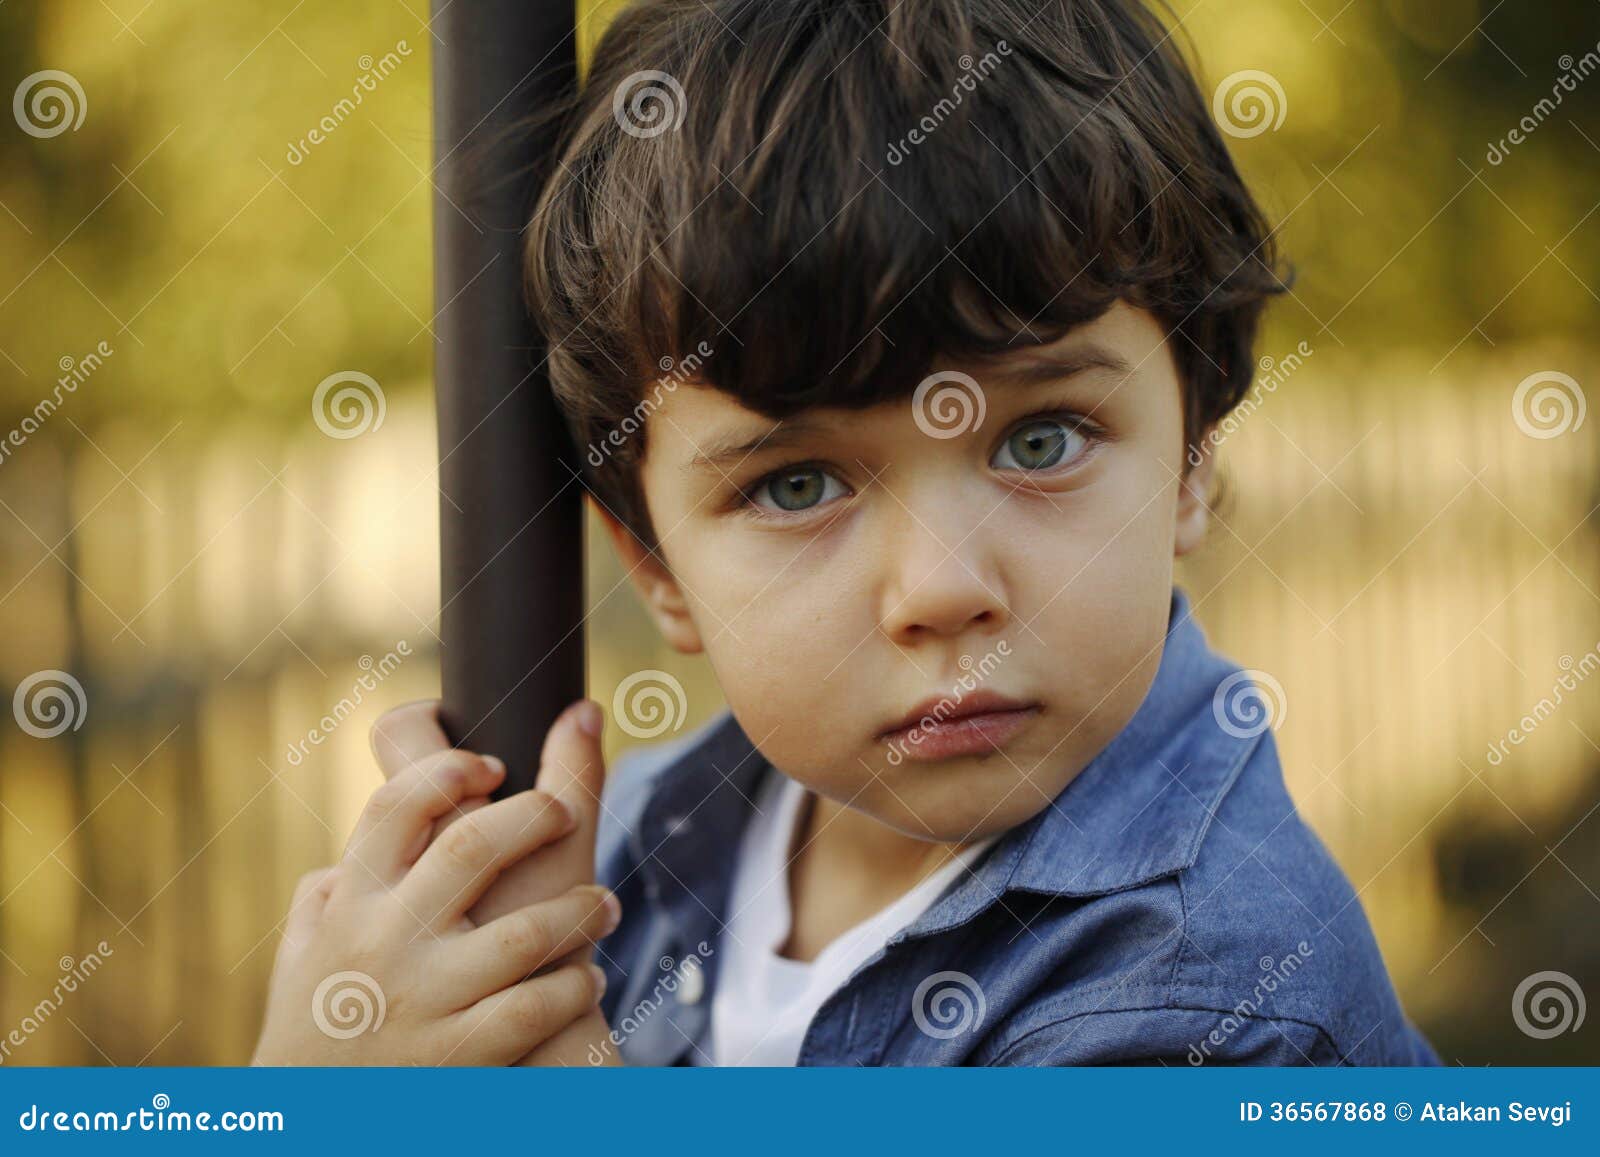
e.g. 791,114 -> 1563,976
985,1005 -> 1344,1066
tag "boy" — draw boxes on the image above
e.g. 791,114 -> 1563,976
255,0 -> 1440,1065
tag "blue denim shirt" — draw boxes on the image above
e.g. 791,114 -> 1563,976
593,588 -> 1440,1066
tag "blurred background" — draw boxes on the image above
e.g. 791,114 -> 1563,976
0,0 -> 1596,1065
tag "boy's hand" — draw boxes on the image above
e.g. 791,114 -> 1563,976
252,755 -> 618,1066
368,699 -> 608,927
364,697 -> 622,1066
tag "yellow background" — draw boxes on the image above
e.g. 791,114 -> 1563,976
0,0 -> 1596,1064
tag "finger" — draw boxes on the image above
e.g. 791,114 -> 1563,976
438,884 -> 620,1002
448,962 -> 607,1065
342,750 -> 506,889
535,699 -> 607,823
369,699 -> 451,781
400,789 -> 576,926
429,794 -> 490,844
456,699 -> 608,928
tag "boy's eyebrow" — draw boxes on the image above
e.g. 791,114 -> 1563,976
683,415 -> 836,475
682,344 -> 1131,475
985,343 -> 1135,388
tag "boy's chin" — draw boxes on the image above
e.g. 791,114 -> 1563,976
854,758 -> 1074,845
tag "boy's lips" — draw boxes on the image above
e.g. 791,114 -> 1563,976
876,690 -> 1041,761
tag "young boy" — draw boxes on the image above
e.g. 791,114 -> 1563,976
255,0 -> 1440,1066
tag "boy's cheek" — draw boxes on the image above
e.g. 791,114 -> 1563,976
677,547 -> 875,680
1020,532 -> 1173,724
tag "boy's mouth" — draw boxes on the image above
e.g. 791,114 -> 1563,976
876,690 -> 1041,762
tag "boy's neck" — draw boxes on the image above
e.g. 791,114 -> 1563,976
777,787 -> 972,964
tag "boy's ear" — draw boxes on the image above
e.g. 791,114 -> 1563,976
1174,438 -> 1216,557
596,503 -> 705,654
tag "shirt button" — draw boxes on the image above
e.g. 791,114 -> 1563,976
677,959 -> 705,1005
664,814 -> 693,837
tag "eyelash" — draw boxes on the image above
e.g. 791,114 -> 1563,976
730,406 -> 1109,522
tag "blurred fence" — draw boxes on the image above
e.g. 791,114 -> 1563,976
1185,347 -> 1600,1063
0,351 -> 1597,1064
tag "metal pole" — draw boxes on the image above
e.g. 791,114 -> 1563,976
431,1 -> 582,796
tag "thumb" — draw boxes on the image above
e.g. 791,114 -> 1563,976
455,702 -> 606,928
535,698 -> 607,834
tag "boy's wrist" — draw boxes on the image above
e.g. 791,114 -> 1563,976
514,1008 -> 622,1067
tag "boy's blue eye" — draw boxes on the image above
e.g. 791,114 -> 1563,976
741,418 -> 1092,517
991,417 -> 1088,472
750,466 -> 847,513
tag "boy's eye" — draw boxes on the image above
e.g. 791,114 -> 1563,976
749,466 -> 848,513
991,417 -> 1089,472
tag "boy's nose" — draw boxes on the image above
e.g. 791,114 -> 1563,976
878,516 -> 1010,645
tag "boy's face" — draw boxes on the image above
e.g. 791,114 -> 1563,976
606,303 -> 1213,842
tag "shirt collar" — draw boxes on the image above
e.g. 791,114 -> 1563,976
636,587 -> 1265,935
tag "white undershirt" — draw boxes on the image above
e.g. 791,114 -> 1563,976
697,768 -> 997,1066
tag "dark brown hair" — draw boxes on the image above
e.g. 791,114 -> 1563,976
525,0 -> 1286,549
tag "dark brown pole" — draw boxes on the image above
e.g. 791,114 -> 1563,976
431,1 -> 583,796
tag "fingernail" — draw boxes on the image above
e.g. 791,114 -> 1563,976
588,963 -> 608,999
575,699 -> 604,738
483,755 -> 507,778
599,889 -> 622,932
552,796 -> 578,833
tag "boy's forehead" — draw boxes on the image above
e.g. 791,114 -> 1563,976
656,303 -> 1163,471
